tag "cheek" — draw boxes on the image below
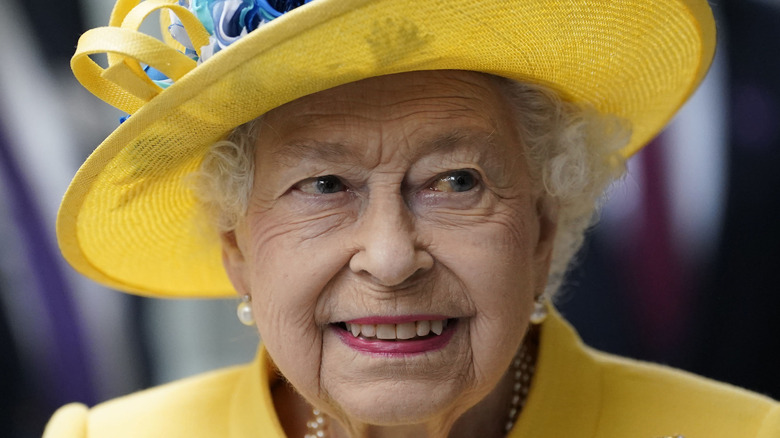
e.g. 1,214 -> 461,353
243,205 -> 353,288
429,209 -> 537,355
240,213 -> 356,398
431,205 -> 537,293
246,224 -> 350,327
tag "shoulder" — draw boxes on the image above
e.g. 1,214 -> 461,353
530,310 -> 780,437
43,364 -> 251,438
589,347 -> 780,437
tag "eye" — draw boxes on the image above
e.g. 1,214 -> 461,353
429,170 -> 479,193
293,175 -> 346,194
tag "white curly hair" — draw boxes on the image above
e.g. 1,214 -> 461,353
193,74 -> 631,299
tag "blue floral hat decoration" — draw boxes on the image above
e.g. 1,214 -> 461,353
144,0 -> 314,90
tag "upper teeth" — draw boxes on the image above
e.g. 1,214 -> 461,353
345,320 -> 449,340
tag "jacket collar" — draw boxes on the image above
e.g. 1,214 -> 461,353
230,346 -> 286,437
511,306 -> 601,436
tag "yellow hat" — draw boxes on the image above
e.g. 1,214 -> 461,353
59,0 -> 716,298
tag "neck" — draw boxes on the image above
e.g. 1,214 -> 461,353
324,400 -> 509,438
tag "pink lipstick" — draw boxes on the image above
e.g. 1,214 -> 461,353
332,317 -> 458,356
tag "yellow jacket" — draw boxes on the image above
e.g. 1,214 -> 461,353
44,309 -> 780,437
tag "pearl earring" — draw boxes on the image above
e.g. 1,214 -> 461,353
529,296 -> 548,325
236,295 -> 255,326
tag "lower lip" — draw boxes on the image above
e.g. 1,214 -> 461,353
333,319 -> 458,356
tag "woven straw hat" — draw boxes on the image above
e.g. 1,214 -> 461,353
59,0 -> 716,298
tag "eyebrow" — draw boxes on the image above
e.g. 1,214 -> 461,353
415,129 -> 509,177
413,129 -> 498,162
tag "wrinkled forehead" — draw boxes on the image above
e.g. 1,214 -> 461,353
255,70 -> 523,165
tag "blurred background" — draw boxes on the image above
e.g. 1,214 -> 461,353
1,0 -> 778,436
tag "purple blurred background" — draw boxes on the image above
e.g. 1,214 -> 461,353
1,1 -> 778,436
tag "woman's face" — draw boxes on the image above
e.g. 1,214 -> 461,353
222,70 -> 557,428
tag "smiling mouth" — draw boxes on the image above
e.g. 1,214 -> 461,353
333,319 -> 456,341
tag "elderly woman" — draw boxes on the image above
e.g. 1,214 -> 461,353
45,0 -> 778,437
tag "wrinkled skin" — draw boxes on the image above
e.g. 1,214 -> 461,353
222,70 -> 558,438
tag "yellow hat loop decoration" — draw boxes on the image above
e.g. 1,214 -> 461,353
71,0 -> 210,114
118,0 -> 211,58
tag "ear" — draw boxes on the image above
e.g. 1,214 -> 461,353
532,195 -> 559,294
221,229 -> 250,296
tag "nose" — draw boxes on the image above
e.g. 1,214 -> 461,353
349,193 -> 433,286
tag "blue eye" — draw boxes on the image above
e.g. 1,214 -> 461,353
295,175 -> 346,194
431,170 -> 478,193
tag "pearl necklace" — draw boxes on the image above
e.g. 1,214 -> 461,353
304,343 -> 536,438
304,409 -> 327,438
504,342 -> 535,433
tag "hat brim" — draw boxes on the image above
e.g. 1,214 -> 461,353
57,0 -> 716,298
